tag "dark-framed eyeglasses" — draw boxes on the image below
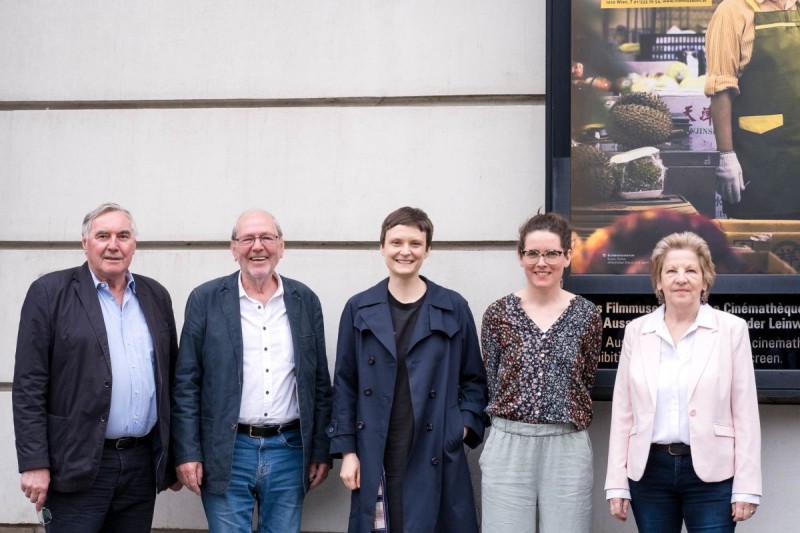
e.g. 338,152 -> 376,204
521,249 -> 565,264
233,234 -> 281,247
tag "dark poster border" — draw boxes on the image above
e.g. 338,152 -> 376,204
546,0 -> 800,401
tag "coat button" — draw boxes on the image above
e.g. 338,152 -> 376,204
431,457 -> 439,465
367,357 -> 376,365
103,381 -> 110,388
100,415 -> 107,422
231,424 -> 237,430
426,423 -> 433,431
364,388 -> 373,396
357,421 -> 365,430
429,389 -> 436,398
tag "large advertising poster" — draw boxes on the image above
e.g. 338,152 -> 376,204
560,0 -> 800,397
569,0 -> 800,276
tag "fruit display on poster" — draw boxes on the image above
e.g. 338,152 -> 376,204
569,0 -> 800,275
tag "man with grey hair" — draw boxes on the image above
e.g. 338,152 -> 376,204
172,208 -> 332,532
13,202 -> 180,532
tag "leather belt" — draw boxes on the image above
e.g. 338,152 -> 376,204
238,420 -> 300,438
104,432 -> 152,450
652,443 -> 691,456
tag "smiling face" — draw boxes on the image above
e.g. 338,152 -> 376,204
380,224 -> 430,280
657,248 -> 707,310
231,211 -> 285,285
82,210 -> 136,284
519,230 -> 571,290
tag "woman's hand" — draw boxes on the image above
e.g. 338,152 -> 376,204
609,497 -> 630,521
732,501 -> 758,522
340,452 -> 361,490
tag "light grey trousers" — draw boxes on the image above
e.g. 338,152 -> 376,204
479,417 -> 593,533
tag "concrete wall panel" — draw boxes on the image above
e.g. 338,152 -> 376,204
0,105 -> 544,242
0,0 -> 542,101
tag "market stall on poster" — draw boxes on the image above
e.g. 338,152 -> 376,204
546,0 -> 800,400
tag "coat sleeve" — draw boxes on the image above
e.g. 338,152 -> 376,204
458,300 -> 488,449
171,289 -> 206,465
328,301 -> 359,456
12,280 -> 53,473
605,320 -> 637,492
729,317 -> 762,496
307,292 -> 333,466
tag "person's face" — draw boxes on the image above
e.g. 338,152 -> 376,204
381,224 -> 430,280
230,212 -> 285,284
657,248 -> 707,309
82,210 -> 136,283
519,230 -> 571,289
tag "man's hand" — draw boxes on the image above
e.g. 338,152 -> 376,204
340,452 -> 360,490
308,462 -> 330,490
717,151 -> 745,204
609,497 -> 630,522
21,468 -> 50,512
176,461 -> 203,496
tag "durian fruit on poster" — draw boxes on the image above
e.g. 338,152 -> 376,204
568,0 -> 800,275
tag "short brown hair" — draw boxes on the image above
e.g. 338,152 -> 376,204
517,212 -> 573,256
380,207 -> 433,249
650,231 -> 716,296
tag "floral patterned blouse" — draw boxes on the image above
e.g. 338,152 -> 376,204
481,294 -> 602,430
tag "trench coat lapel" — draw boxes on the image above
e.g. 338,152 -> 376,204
360,303 -> 396,358
73,263 -> 112,373
282,279 -> 304,373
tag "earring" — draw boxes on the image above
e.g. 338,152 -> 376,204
657,290 -> 664,305
701,290 -> 708,305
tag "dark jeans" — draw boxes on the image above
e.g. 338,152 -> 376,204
630,448 -> 735,533
45,444 -> 156,533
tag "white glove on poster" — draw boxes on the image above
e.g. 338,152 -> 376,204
716,151 -> 745,204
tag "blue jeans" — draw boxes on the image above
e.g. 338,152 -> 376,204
201,429 -> 305,533
45,444 -> 156,533
629,448 -> 735,533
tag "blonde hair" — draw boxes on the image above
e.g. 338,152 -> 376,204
650,231 -> 716,297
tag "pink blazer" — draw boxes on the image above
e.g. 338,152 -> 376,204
605,306 -> 762,496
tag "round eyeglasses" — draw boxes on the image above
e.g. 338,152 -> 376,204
521,249 -> 565,265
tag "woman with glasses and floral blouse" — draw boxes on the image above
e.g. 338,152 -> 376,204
480,212 -> 602,533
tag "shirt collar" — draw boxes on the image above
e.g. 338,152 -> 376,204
89,268 -> 135,293
238,271 -> 284,302
644,303 -> 714,336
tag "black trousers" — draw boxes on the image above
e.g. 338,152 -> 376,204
45,444 -> 156,533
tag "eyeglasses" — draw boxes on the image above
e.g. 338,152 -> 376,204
37,507 -> 52,525
521,249 -> 565,264
233,234 -> 281,247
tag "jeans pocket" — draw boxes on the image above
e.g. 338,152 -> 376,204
280,430 -> 303,449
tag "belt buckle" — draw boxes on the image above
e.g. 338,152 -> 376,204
248,425 -> 259,438
116,437 -> 135,450
667,443 -> 683,456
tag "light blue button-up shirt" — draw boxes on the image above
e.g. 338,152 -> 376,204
91,270 -> 157,439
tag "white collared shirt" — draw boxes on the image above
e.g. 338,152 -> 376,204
237,273 -> 299,425
651,304 -> 714,445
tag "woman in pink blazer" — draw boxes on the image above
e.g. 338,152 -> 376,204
605,231 -> 761,532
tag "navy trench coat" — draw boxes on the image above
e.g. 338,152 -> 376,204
328,278 -> 487,533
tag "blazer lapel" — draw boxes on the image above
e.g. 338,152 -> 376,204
282,279 -> 304,373
640,330 -> 662,408
220,272 -> 245,376
687,322 -> 716,402
74,264 -> 112,373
